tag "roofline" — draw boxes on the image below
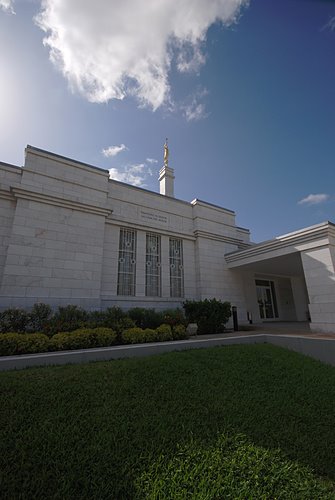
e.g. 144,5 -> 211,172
26,145 -> 110,174
0,161 -> 22,170
225,221 -> 335,264
236,226 -> 250,234
23,145 -> 245,221
191,198 -> 235,215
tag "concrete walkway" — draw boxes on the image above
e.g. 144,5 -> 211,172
1,322 -> 335,371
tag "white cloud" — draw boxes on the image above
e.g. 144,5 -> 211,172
183,88 -> 209,121
146,158 -> 158,164
0,0 -> 15,14
298,193 -> 330,206
35,0 -> 248,110
323,16 -> 335,31
176,42 -> 206,73
109,163 -> 153,187
102,144 -> 127,158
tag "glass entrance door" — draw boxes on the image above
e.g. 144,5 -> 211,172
255,280 -> 278,320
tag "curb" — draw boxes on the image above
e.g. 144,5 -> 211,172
1,334 -> 335,371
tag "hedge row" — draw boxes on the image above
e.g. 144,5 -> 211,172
121,324 -> 186,344
0,324 -> 187,356
0,304 -> 186,335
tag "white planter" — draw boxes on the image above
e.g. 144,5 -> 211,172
186,323 -> 198,336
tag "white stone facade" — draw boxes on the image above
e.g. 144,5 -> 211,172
0,146 -> 250,321
1,145 -> 335,333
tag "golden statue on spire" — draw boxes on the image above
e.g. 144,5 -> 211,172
163,138 -> 169,167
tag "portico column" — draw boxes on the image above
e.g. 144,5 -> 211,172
301,246 -> 335,333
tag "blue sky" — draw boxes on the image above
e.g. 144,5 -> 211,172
1,0 -> 335,242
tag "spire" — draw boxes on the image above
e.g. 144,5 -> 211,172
163,138 -> 169,167
159,138 -> 175,197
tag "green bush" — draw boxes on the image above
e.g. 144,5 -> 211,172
143,328 -> 158,342
183,299 -> 231,334
0,333 -> 49,356
127,308 -> 164,329
49,332 -> 87,351
0,308 -> 29,333
44,305 -> 88,335
0,333 -> 21,355
155,324 -> 173,341
27,303 -> 52,332
89,307 -> 135,337
17,334 -> 50,354
121,327 -> 147,344
162,309 -> 186,327
88,327 -> 117,347
111,317 -> 135,337
172,324 -> 188,340
84,310 -> 106,328
103,306 -> 127,322
49,328 -> 116,351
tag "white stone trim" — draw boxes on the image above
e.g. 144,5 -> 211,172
191,198 -> 235,216
0,189 -> 15,202
11,187 -> 112,217
194,229 -> 250,248
26,145 -> 109,177
22,168 -> 109,195
226,222 -> 334,266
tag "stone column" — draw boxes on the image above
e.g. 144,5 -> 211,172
290,276 -> 309,322
301,246 -> 335,332
135,230 -> 146,298
161,235 -> 170,298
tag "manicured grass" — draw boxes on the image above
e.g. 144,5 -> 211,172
1,344 -> 335,499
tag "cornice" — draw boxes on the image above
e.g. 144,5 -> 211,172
0,189 -> 16,202
11,187 -> 112,217
22,169 -> 109,194
225,222 -> 332,264
193,229 -> 250,248
0,162 -> 22,172
191,198 -> 235,215
26,145 -> 109,176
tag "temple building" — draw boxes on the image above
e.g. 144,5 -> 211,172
0,144 -> 335,333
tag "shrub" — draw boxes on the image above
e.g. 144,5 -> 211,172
103,307 -> 127,324
84,310 -> 106,328
17,333 -> 50,354
162,309 -> 186,327
44,305 -> 88,335
127,308 -> 164,329
112,317 -> 136,337
88,327 -> 117,347
143,328 -> 158,342
183,299 -> 231,334
172,324 -> 188,340
182,300 -> 199,323
121,327 -> 146,344
0,308 -> 29,333
27,303 -> 52,333
155,324 -> 173,341
49,328 -> 116,351
0,333 -> 49,356
90,307 -> 136,337
0,333 -> 21,355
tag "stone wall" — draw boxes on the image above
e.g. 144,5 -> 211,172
0,145 -> 250,314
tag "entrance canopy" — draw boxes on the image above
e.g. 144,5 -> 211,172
225,222 -> 335,333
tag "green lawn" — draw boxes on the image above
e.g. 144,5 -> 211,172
1,344 -> 335,499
